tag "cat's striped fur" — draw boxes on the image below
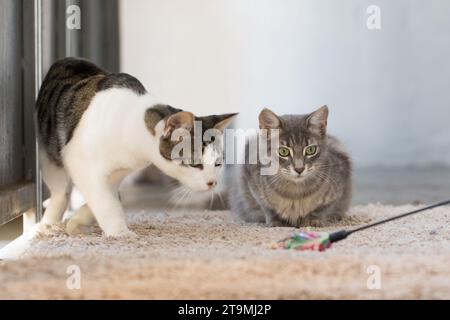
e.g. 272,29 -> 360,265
37,58 -> 146,166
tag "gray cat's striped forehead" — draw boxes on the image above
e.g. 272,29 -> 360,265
277,114 -> 323,145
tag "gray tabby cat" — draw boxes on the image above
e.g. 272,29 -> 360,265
37,57 -> 236,237
228,106 -> 352,227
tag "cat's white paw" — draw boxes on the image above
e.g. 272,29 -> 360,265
36,223 -> 53,234
105,228 -> 138,239
36,222 -> 64,236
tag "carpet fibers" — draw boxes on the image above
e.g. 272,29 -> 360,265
1,204 -> 449,299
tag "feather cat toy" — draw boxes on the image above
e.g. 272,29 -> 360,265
273,199 -> 450,251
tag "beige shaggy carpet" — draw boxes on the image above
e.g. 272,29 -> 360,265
1,201 -> 449,299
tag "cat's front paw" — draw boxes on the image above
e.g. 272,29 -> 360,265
105,228 -> 138,239
265,218 -> 288,227
302,216 -> 326,227
36,222 -> 58,235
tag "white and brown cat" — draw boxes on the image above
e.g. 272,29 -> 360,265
36,58 -> 237,237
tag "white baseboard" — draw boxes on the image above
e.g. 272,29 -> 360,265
0,224 -> 39,261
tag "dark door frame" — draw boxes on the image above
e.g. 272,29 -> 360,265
0,0 -> 119,227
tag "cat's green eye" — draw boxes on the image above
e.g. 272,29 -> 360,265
305,145 -> 318,156
278,147 -> 291,157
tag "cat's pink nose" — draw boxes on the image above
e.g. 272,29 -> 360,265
207,180 -> 217,188
294,167 -> 305,175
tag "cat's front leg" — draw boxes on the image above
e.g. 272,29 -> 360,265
69,171 -> 136,238
66,169 -> 131,236
261,207 -> 288,227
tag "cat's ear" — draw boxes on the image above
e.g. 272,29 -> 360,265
307,105 -> 328,137
214,113 -> 238,132
259,108 -> 281,129
163,111 -> 194,138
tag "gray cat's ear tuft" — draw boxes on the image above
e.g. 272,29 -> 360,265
163,111 -> 194,138
214,113 -> 238,132
307,105 -> 329,136
259,108 -> 281,129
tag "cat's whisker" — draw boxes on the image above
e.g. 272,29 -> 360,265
316,171 -> 340,189
266,174 -> 282,188
168,186 -> 184,202
209,191 -> 215,210
176,187 -> 191,211
322,171 -> 341,188
217,191 -> 226,208
167,180 -> 181,189
181,188 -> 192,210
164,188 -> 178,211
312,162 -> 347,170
169,185 -> 190,210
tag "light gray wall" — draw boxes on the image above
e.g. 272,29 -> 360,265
121,0 -> 450,167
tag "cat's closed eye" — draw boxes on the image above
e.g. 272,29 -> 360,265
189,163 -> 203,169
187,158 -> 203,169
